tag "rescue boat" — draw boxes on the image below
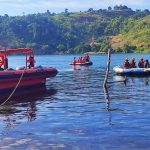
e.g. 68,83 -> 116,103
0,48 -> 58,94
113,66 -> 150,76
70,61 -> 93,66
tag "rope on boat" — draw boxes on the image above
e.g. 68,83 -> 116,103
0,68 -> 26,106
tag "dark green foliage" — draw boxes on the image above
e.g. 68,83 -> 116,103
71,44 -> 91,54
0,7 -> 149,54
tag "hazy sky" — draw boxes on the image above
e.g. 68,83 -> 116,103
0,0 -> 149,16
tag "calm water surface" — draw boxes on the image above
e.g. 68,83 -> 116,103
0,54 -> 150,150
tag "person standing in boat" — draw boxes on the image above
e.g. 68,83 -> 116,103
84,54 -> 90,62
138,58 -> 144,68
124,58 -> 130,69
5,57 -> 8,69
144,59 -> 150,68
130,58 -> 136,68
28,56 -> 35,68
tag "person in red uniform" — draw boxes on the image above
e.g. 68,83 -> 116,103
77,57 -> 81,63
130,57 -> 136,68
124,58 -> 131,69
138,58 -> 144,68
72,57 -> 77,65
28,56 -> 35,68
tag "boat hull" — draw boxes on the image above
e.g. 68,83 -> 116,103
113,66 -> 150,76
0,67 -> 58,91
70,61 -> 93,66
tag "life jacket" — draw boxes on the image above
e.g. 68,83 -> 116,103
77,58 -> 80,63
130,60 -> 136,68
124,60 -> 130,69
72,59 -> 76,64
138,61 -> 144,68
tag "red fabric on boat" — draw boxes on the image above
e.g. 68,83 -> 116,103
0,48 -> 32,54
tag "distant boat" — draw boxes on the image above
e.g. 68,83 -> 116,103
70,61 -> 93,66
113,66 -> 150,76
0,48 -> 58,94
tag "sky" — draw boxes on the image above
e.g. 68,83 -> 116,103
0,0 -> 149,16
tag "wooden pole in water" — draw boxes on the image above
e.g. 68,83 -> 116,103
103,48 -> 111,88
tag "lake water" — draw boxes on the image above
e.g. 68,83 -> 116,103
1,53 -> 150,150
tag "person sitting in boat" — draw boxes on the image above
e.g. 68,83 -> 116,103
28,56 -> 35,68
138,58 -> 144,68
72,57 -> 77,65
124,58 -> 131,69
77,57 -> 80,63
130,57 -> 136,68
77,57 -> 82,63
144,59 -> 150,68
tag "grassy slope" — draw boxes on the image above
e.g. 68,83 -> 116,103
121,15 -> 150,52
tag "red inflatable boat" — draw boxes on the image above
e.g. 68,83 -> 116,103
0,48 -> 58,94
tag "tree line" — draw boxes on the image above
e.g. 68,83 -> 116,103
0,5 -> 149,54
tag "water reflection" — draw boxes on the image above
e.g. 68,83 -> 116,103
102,75 -> 149,126
114,75 -> 150,86
144,77 -> 149,85
1,54 -> 150,149
113,75 -> 127,86
103,87 -> 112,125
0,86 -> 57,129
103,87 -> 110,111
72,65 -> 90,71
0,86 -> 57,104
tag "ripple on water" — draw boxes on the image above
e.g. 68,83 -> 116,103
1,54 -> 150,149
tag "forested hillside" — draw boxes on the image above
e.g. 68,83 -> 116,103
0,5 -> 149,54
120,15 -> 150,53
